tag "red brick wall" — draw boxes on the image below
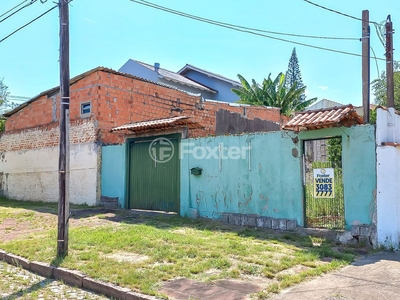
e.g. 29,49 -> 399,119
4,69 -> 283,145
5,96 -> 53,131
0,119 -> 97,152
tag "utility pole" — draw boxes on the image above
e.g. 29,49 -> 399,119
362,10 -> 370,123
57,0 -> 70,258
385,15 -> 395,108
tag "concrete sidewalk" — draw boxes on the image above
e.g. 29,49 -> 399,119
269,251 -> 400,300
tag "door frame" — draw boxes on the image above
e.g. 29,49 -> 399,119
302,136 -> 345,229
126,132 -> 182,211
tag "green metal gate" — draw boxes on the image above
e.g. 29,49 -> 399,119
303,137 -> 345,229
129,135 -> 180,212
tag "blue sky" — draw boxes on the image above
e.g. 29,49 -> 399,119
1,0 -> 398,107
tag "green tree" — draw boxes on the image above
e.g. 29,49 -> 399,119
371,61 -> 400,110
0,78 -> 10,131
0,78 -> 9,108
327,137 -> 342,169
232,73 -> 316,116
285,47 -> 305,101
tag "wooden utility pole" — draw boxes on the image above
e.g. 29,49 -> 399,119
386,15 -> 395,108
362,10 -> 370,123
57,0 -> 70,258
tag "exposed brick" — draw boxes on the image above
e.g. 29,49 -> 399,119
0,119 -> 96,152
4,69 -> 283,146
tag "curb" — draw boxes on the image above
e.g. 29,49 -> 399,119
0,249 -> 158,300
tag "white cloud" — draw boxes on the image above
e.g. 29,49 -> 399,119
318,86 -> 329,91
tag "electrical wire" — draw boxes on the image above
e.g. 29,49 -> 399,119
0,0 -> 38,24
0,0 -> 31,18
302,0 -> 382,26
134,0 -> 358,41
0,5 -> 57,44
370,47 -> 380,76
131,0 -> 385,61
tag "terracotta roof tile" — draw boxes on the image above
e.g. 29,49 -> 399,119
111,116 -> 202,133
283,105 -> 363,131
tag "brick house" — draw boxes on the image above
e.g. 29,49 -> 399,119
0,67 -> 283,208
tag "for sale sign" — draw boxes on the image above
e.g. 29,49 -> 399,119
313,168 -> 334,198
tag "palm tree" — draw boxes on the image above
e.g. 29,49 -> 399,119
232,73 -> 316,116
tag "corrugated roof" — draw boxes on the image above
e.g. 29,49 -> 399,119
283,105 -> 363,132
111,116 -> 202,133
135,61 -> 217,93
178,64 -> 241,87
305,98 -> 343,111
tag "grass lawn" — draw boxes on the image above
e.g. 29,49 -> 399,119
0,198 -> 358,299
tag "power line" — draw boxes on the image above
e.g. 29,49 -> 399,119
370,47 -> 380,76
302,0 -> 382,26
0,0 -> 31,18
131,0 -> 385,61
133,0 -> 358,41
0,5 -> 57,44
9,95 -> 31,102
0,0 -> 38,24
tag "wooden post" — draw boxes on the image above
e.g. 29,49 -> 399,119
362,10 -> 370,123
57,0 -> 70,258
386,15 -> 395,108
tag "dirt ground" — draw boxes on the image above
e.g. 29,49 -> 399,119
0,208 -> 122,242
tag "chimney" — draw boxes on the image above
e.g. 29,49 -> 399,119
154,62 -> 160,73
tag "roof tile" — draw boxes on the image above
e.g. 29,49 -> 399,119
111,116 -> 202,133
283,105 -> 363,131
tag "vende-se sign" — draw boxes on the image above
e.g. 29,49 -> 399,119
313,168 -> 335,198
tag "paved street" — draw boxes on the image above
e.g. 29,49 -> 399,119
0,261 -> 109,300
269,251 -> 400,300
2,251 -> 400,299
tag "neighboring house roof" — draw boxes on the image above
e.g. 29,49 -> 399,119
354,104 -> 378,116
283,105 -> 363,131
4,66 -> 202,118
110,116 -> 202,133
131,60 -> 217,93
178,64 -> 241,87
305,99 -> 343,111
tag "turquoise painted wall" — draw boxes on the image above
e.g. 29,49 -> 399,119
180,131 -> 305,225
101,145 -> 126,208
299,125 -> 376,228
181,125 -> 376,229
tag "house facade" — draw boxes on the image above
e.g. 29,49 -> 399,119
2,68 -> 400,249
177,64 -> 241,102
119,59 -> 241,102
0,67 -> 281,207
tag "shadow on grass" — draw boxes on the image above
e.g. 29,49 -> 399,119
0,197 -> 110,220
0,279 -> 50,300
102,210 -> 358,263
0,197 -> 360,263
50,254 -> 65,267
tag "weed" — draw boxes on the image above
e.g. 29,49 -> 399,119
0,198 -> 357,298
